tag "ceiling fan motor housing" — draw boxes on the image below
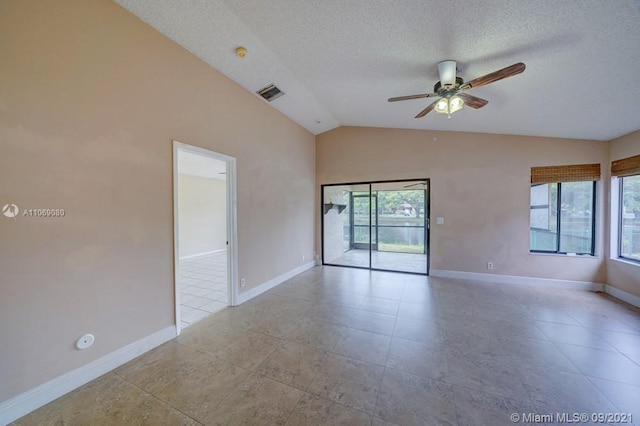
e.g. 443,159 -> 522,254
434,77 -> 464,96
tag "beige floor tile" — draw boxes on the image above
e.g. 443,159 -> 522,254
386,337 -> 449,381
331,327 -> 391,366
344,309 -> 397,336
626,352 -> 640,366
307,354 -> 384,413
202,374 -> 303,425
445,349 -> 530,402
149,355 -> 248,422
371,416 -> 401,426
285,393 -> 372,425
114,341 -> 206,392
452,386 -> 538,426
13,373 -> 199,426
442,323 -> 506,357
555,342 -> 640,386
376,368 -> 457,426
177,319 -> 280,369
14,266 -> 640,425
116,340 -> 248,421
284,319 -> 348,351
533,321 -> 616,350
588,377 -> 640,420
245,311 -> 307,339
393,316 -> 443,345
255,341 -> 329,390
592,328 -> 640,355
497,335 -> 579,373
517,365 -> 618,414
210,331 -> 280,369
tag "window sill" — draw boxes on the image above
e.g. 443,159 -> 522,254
529,252 -> 598,259
609,257 -> 640,268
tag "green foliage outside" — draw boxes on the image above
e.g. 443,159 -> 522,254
378,243 -> 425,254
348,189 -> 427,254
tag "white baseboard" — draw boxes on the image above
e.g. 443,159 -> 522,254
179,249 -> 226,260
605,285 -> 640,309
237,261 -> 316,305
430,269 -> 605,292
0,326 -> 176,425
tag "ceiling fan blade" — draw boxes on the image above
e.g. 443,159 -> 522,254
388,93 -> 437,102
460,62 -> 525,90
415,99 -> 439,118
457,93 -> 488,109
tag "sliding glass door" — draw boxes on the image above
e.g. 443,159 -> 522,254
321,179 -> 429,274
351,192 -> 377,250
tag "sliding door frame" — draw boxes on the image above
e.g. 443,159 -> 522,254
321,178 -> 430,275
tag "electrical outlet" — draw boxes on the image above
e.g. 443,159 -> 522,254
487,262 -> 494,270
240,278 -> 246,287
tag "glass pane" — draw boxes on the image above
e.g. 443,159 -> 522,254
370,181 -> 428,273
352,193 -> 373,247
322,184 -> 370,268
559,181 -> 594,254
621,175 -> 640,261
530,183 -> 558,251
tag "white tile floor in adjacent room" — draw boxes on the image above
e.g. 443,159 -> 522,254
179,251 -> 228,328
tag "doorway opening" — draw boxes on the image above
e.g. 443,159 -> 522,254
173,141 -> 238,334
321,179 -> 430,275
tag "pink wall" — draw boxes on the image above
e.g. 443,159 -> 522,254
317,127 -> 609,284
0,0 -> 315,402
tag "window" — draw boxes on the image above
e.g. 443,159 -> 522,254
619,174 -> 640,262
530,181 -> 596,255
530,163 -> 600,255
612,154 -> 640,263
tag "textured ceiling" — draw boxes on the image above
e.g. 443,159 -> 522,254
115,0 -> 640,141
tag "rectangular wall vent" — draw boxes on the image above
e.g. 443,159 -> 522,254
257,84 -> 284,102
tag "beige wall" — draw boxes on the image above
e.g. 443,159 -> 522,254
178,174 -> 226,258
0,0 -> 315,402
317,127 -> 608,283
607,130 -> 640,296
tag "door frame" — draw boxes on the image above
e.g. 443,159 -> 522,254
172,140 -> 239,336
321,178 -> 430,275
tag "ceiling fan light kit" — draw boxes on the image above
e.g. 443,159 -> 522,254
434,95 -> 464,118
388,60 -> 526,119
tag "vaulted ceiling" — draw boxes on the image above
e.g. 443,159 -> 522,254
116,0 -> 640,141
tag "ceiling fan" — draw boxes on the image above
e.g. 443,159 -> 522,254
388,60 -> 525,118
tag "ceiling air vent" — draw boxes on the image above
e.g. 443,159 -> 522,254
257,84 -> 284,102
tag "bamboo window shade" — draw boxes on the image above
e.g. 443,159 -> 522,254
531,163 -> 601,184
611,154 -> 640,177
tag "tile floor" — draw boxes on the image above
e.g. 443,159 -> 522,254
327,249 -> 427,274
179,252 -> 228,328
14,266 -> 640,425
